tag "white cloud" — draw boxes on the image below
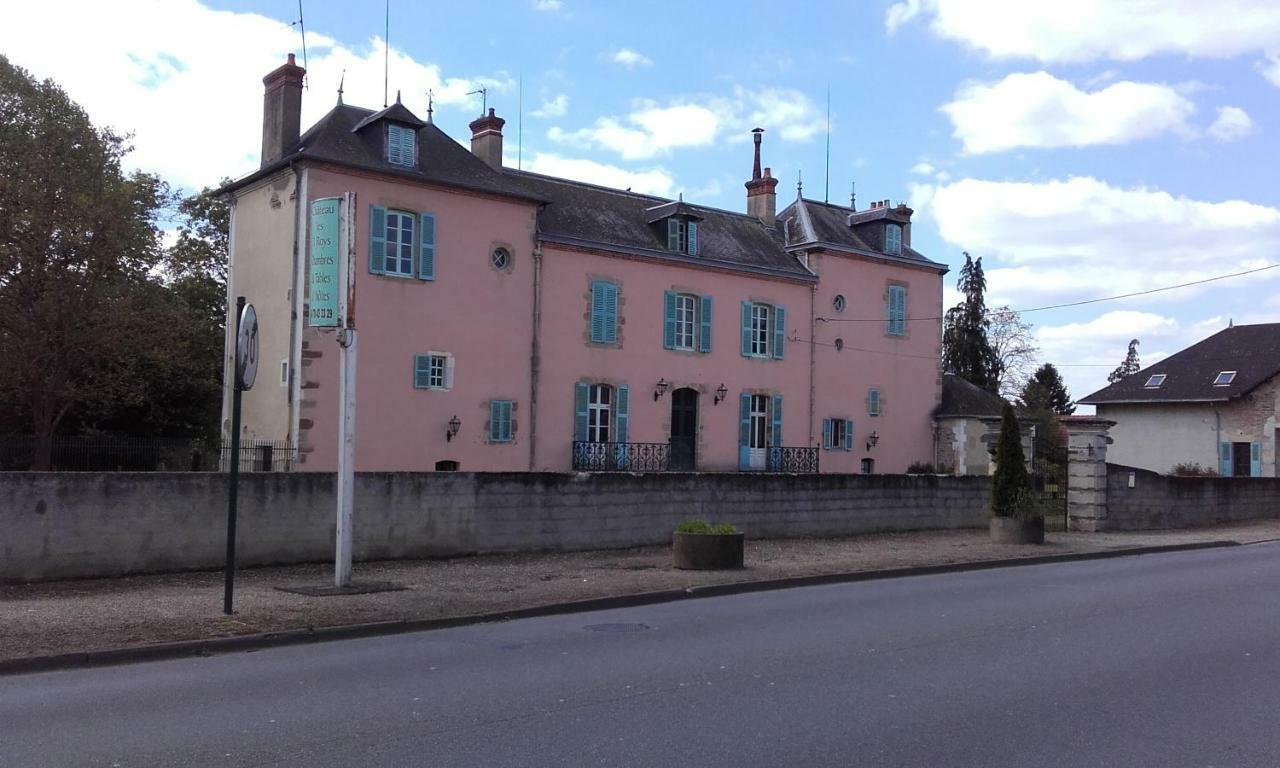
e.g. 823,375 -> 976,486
533,0 -> 563,10
1261,53 -> 1280,87
909,161 -> 937,176
941,72 -> 1195,154
611,48 -> 653,69
1207,106 -> 1257,141
885,0 -> 1280,66
1038,311 -> 1180,343
919,176 -> 1280,307
0,0 -> 513,191
549,87 -> 823,160
521,151 -> 676,197
531,93 -> 569,119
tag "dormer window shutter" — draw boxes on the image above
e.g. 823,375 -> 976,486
667,218 -> 680,250
687,221 -> 698,255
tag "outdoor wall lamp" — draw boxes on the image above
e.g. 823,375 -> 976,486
714,383 -> 728,405
653,378 -> 670,401
866,431 -> 880,452
446,415 -> 461,442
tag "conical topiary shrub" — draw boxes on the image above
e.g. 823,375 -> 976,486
990,402 -> 1033,520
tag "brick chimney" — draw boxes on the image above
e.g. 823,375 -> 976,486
469,108 -> 505,169
745,128 -> 778,225
261,53 -> 305,168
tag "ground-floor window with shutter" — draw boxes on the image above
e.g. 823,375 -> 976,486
573,382 -> 632,470
413,352 -> 454,390
739,392 -> 782,470
488,400 -> 514,443
823,418 -> 854,450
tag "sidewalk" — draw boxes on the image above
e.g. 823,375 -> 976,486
4,520 -> 1279,667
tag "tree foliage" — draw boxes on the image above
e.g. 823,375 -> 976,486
0,56 -> 224,465
1020,363 -> 1075,416
988,306 -> 1039,399
1107,339 -> 1141,383
942,252 -> 1003,393
990,402 -> 1033,519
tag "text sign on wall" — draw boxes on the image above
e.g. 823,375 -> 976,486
308,197 -> 341,327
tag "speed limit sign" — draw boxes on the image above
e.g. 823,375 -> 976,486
236,303 -> 259,391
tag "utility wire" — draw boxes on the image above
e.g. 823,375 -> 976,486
790,334 -> 1113,366
817,262 -> 1280,325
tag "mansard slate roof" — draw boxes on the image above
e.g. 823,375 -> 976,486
1081,323 -> 1280,404
778,198 -> 947,273
220,104 -> 545,203
503,170 -> 814,280
935,374 -> 1009,418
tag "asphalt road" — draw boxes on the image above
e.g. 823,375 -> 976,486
5,543 -> 1280,767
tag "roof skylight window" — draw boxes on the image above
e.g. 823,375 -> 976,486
1213,371 -> 1236,386
1143,374 -> 1166,388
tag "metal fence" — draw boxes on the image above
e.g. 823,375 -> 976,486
571,441 -> 819,473
0,437 -> 295,472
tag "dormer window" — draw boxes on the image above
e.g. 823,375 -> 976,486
1213,371 -> 1236,386
667,218 -> 699,256
885,223 -> 902,255
387,124 -> 416,166
1144,374 -> 1166,388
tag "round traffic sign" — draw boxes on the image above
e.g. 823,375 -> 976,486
236,304 -> 259,390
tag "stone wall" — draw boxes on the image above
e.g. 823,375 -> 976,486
1,471 -> 992,582
1103,464 -> 1280,531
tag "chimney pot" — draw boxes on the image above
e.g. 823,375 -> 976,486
745,129 -> 778,225
260,54 -> 306,168
469,108 -> 506,170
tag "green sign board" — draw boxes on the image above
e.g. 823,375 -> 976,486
308,197 -> 341,327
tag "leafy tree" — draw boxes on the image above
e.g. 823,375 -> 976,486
988,306 -> 1039,399
1020,363 -> 1075,416
942,252 -> 1003,393
990,402 -> 1033,519
1107,339 -> 1141,383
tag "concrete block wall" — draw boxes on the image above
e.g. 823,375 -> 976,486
1104,464 -> 1280,531
1,471 -> 991,582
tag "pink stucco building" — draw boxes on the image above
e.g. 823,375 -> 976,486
221,56 -> 948,474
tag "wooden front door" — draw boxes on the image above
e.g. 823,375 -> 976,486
669,388 -> 698,470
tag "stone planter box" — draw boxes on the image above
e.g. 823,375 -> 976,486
672,531 -> 745,570
989,516 -> 1045,545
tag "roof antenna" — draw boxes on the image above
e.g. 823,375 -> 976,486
850,181 -> 856,211
289,0 -> 309,89
466,86 -> 488,116
383,0 -> 390,108
824,85 -> 831,204
517,74 -> 523,171
426,89 -> 434,123
336,69 -> 345,105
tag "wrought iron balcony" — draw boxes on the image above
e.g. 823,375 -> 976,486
571,441 -> 818,473
766,446 -> 820,473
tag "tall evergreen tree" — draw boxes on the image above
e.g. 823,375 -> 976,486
1107,339 -> 1141,383
942,252 -> 1003,393
1019,363 -> 1075,415
990,402 -> 1032,519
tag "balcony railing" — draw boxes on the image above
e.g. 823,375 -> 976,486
571,441 -> 818,473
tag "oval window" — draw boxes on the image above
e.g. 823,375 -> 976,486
491,247 -> 511,270
833,294 -> 846,312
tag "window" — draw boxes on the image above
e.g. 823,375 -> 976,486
740,301 -> 786,359
861,458 -> 876,474
833,294 -> 846,313
387,124 -> 416,166
674,294 -> 696,350
868,388 -> 881,417
667,218 -> 699,255
489,400 -> 513,442
1144,374 -> 1166,389
413,353 -> 453,390
887,285 -> 907,336
370,206 -> 435,280
491,247 -> 511,270
589,280 -> 619,344
750,395 -> 770,450
1214,371 -> 1236,386
280,359 -> 289,386
588,384 -> 612,443
751,304 -> 770,356
823,418 -> 854,450
665,292 -> 712,353
885,223 -> 902,255
435,460 -> 459,472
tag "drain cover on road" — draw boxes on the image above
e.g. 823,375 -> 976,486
584,622 -> 650,633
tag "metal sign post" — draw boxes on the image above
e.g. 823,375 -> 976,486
225,298 -> 258,614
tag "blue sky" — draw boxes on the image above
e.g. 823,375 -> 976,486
5,0 -> 1280,405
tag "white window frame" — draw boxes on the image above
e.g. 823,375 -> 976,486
749,394 -> 770,450
868,388 -> 881,417
1144,374 -> 1166,389
750,303 -> 771,357
588,384 -> 613,444
1213,371 -> 1236,386
674,293 -> 697,351
414,352 -> 454,391
826,418 -> 847,450
383,210 -> 416,277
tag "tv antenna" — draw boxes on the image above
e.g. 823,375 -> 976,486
383,0 -> 390,107
466,86 -> 488,116
288,0 -> 309,88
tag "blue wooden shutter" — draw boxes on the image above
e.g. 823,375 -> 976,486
667,218 -> 680,250
590,282 -> 606,342
489,400 -> 501,441
1220,442 -> 1232,476
663,291 -> 677,350
771,394 -> 783,448
740,301 -> 752,356
869,388 -> 881,416
772,306 -> 786,359
698,295 -> 713,352
413,354 -> 430,388
369,205 -> 387,274
687,221 -> 698,255
888,286 -> 906,334
387,125 -> 402,164
738,394 -> 752,470
615,385 -> 629,443
574,383 -> 590,442
886,223 -> 901,254
418,213 -> 436,280
1251,442 -> 1262,477
843,419 -> 854,451
822,418 -> 832,449
602,282 -> 618,343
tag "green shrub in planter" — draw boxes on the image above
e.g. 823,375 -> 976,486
675,519 -> 738,535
